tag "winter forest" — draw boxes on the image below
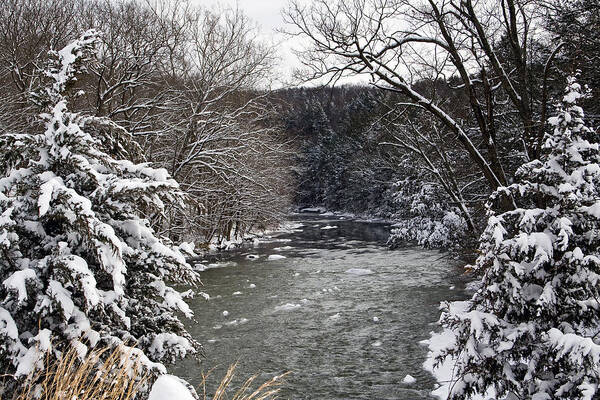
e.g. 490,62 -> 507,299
0,0 -> 599,399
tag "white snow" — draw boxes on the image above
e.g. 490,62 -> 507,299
248,284 -> 256,288
373,316 -> 380,322
321,225 -> 338,230
423,301 -> 495,400
0,307 -> 18,339
232,291 -> 242,296
345,268 -> 374,275
371,341 -> 382,347
149,375 -> 195,400
267,254 -> 287,260
3,269 -> 37,303
199,292 -> 210,300
222,311 -> 229,317
246,254 -> 259,260
48,280 -> 75,320
273,246 -> 293,251
402,374 -> 416,384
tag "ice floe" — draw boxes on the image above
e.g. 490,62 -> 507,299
345,268 -> 374,275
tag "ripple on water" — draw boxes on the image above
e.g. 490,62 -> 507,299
172,215 -> 469,400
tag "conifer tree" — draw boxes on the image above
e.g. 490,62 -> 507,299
439,77 -> 600,399
0,30 -> 201,389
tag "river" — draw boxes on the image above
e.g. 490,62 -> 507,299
172,214 -> 471,399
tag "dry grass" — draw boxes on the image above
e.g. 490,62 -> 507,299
200,364 -> 290,400
9,345 -> 147,400
5,347 -> 290,400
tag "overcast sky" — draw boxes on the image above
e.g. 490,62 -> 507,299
191,0 -> 299,86
191,0 -> 368,87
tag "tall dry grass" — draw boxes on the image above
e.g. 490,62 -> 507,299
5,347 -> 289,400
10,345 -> 147,400
200,363 -> 290,400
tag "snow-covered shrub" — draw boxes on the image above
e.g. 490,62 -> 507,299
0,31 -> 200,393
387,179 -> 468,248
436,78 -> 600,399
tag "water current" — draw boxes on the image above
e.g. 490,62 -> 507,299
172,214 -> 471,399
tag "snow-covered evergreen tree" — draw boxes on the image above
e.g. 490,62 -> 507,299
437,77 -> 600,399
0,30 -> 201,390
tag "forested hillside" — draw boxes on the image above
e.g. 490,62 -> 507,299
0,0 -> 293,247
281,0 -> 600,248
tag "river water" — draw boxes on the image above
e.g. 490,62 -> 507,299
173,214 -> 470,399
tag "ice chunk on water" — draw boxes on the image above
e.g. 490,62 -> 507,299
226,318 -> 249,326
273,246 -> 293,251
345,268 -> 374,275
275,303 -> 301,311
268,254 -> 286,260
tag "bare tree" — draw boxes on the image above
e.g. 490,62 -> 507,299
0,0 -> 293,245
284,0 -> 561,197
141,6 -> 292,243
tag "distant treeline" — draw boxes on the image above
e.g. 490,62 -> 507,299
275,0 -> 600,247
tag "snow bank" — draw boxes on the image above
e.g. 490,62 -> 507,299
148,375 -> 195,400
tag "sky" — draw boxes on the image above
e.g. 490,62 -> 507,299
197,0 -> 302,86
191,0 -> 369,87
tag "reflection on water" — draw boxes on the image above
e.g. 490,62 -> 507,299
172,214 -> 470,399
